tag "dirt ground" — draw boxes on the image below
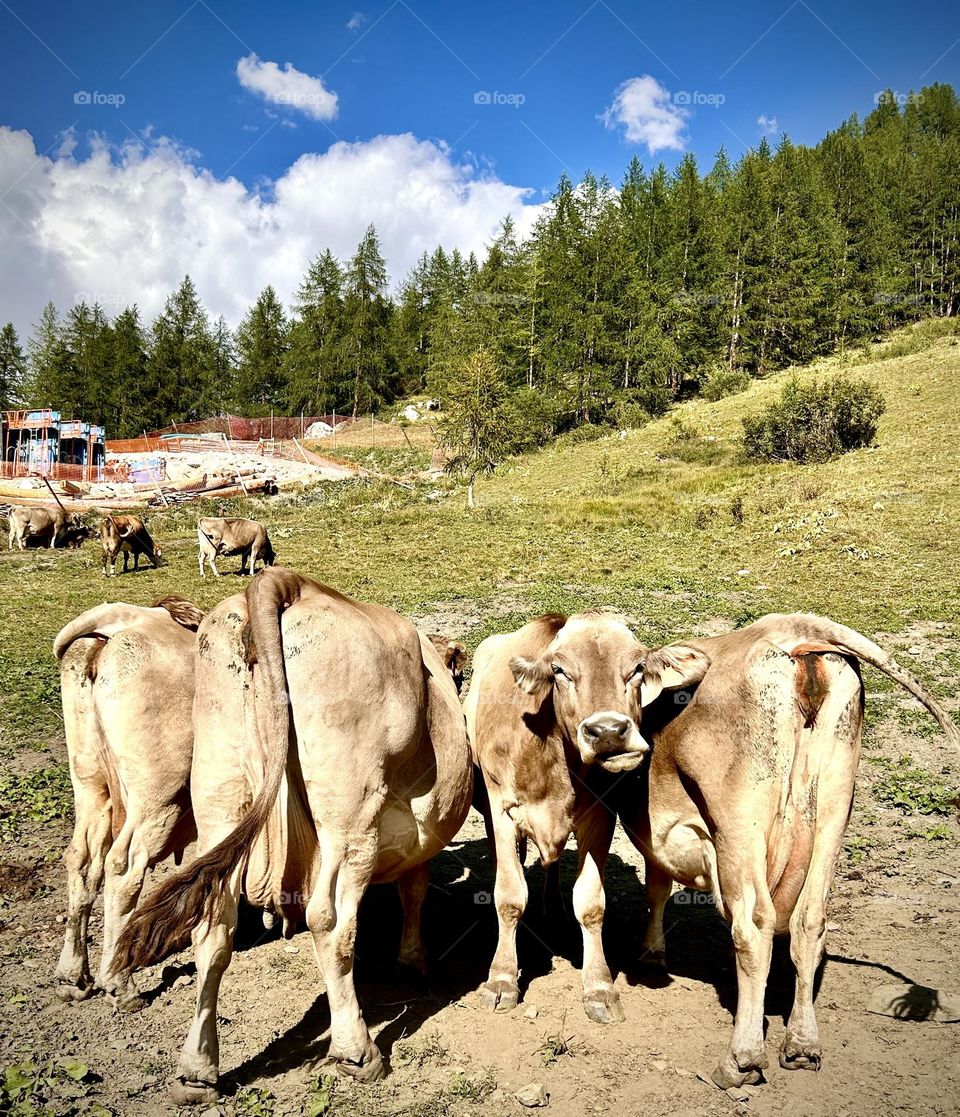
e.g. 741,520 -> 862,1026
1,622 -> 958,1117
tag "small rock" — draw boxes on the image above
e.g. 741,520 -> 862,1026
737,569 -> 750,576
55,915 -> 66,925
523,1005 -> 539,1020
675,1067 -> 695,1078
726,1087 -> 750,1102
907,646 -> 922,656
650,1059 -> 668,1073
283,944 -> 300,955
171,974 -> 193,990
141,1075 -> 159,1088
515,1082 -> 549,1107
826,921 -> 841,932
735,1105 -> 750,1117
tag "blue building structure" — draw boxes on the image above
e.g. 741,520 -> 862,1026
2,409 -> 106,481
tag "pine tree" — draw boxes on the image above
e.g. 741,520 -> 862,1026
437,347 -> 512,508
109,306 -> 148,437
0,323 -> 26,410
284,251 -> 345,415
145,276 -> 217,428
341,225 -> 393,416
233,286 -> 289,415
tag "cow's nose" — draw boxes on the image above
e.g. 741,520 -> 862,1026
583,714 -> 631,744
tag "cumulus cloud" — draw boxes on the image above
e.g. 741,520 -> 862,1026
602,75 -> 688,153
347,11 -> 367,32
758,113 -> 778,135
0,126 -> 540,336
236,54 -> 339,122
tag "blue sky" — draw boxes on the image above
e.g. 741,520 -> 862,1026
0,0 -> 957,332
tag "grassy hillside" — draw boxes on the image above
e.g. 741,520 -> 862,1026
2,321 -> 959,751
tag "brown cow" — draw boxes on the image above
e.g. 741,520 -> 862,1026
53,596 -> 202,1010
100,514 -> 162,576
464,612 -> 661,1024
614,613 -> 960,1089
8,505 -> 84,550
115,567 -> 472,1102
427,634 -> 468,694
196,516 -> 274,577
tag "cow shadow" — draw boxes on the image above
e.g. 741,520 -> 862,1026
224,828 -> 892,1093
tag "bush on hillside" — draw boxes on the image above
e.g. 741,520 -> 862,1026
742,375 -> 885,464
702,365 -> 751,401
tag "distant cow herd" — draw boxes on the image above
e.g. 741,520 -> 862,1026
41,555 -> 959,1104
6,505 -> 275,580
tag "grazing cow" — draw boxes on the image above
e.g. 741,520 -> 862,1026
8,505 -> 83,550
100,515 -> 162,576
61,523 -> 95,549
427,634 -> 468,694
53,596 -> 202,1011
615,613 -> 960,1089
196,516 -> 274,577
465,612 -> 661,1024
116,567 -> 473,1102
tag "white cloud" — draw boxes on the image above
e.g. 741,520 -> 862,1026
236,54 -> 338,122
0,126 -> 541,337
602,75 -> 688,153
347,11 -> 366,32
758,113 -> 778,135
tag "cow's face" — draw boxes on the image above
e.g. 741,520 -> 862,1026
510,615 -> 710,772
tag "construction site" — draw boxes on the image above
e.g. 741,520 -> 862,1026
0,411 -> 427,512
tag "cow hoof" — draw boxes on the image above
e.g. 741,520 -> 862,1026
779,1036 -> 822,1071
640,949 -> 668,971
481,979 -> 519,1013
169,1078 -> 219,1106
112,990 -> 147,1014
583,989 -> 625,1024
330,1044 -> 384,1083
54,981 -> 94,1003
711,1055 -> 766,1090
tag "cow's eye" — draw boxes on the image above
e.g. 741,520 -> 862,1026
629,663 -> 645,681
551,664 -> 567,678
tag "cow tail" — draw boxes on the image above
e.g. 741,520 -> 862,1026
114,567 -> 303,974
53,604 -> 159,659
790,615 -> 960,758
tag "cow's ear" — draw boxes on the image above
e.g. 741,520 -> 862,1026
640,645 -> 711,707
510,655 -> 553,698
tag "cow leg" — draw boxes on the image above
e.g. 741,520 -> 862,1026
97,807 -> 182,1011
396,862 -> 430,978
306,832 -> 383,1081
54,789 -> 111,1000
210,555 -> 220,577
170,868 -> 241,1106
640,858 -> 672,970
713,873 -> 775,1089
248,544 -> 259,575
573,803 -> 622,1023
481,801 -> 527,1012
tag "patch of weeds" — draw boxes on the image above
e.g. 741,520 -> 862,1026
730,496 -> 744,526
868,755 -> 959,815
447,1068 -> 496,1103
393,1031 -> 449,1069
537,1017 -> 581,1066
235,1085 -> 275,1115
904,822 -> 955,842
1,1058 -> 101,1117
894,705 -> 939,740
305,1074 -> 338,1117
845,834 -> 880,864
0,765 -> 73,841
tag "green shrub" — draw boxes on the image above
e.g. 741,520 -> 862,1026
702,365 -> 751,402
742,375 -> 885,463
869,755 -> 958,815
504,388 -> 563,452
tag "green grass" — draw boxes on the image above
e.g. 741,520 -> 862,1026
2,324 -> 959,752
0,765 -> 73,840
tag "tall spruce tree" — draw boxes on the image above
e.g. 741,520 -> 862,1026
233,285 -> 289,415
0,323 -> 26,410
341,225 -> 393,415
